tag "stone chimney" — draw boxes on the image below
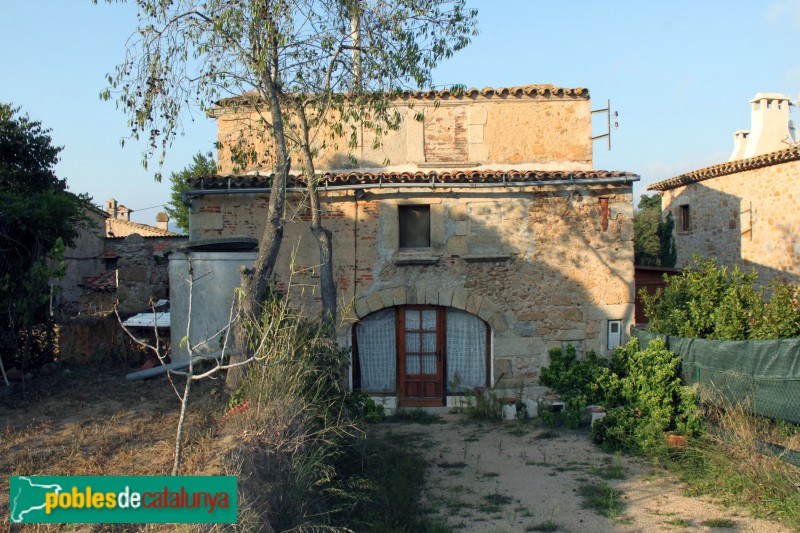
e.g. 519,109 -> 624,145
740,93 -> 793,159
105,198 -> 132,221
105,198 -> 118,218
156,212 -> 169,231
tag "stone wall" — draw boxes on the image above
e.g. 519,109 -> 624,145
59,208 -> 107,317
57,314 -> 159,365
115,234 -> 169,314
191,185 -> 635,388
214,93 -> 592,174
662,158 -> 800,283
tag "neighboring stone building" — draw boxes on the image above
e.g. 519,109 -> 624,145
187,84 -> 639,407
59,201 -> 187,364
60,199 -> 186,318
649,93 -> 800,283
58,202 -> 109,317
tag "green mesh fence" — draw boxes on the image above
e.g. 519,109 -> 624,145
633,328 -> 800,425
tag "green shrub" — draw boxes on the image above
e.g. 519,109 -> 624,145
539,345 -> 607,403
347,393 -> 387,423
591,338 -> 702,453
642,257 -> 800,340
539,345 -> 609,426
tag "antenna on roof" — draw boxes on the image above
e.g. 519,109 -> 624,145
591,99 -> 618,151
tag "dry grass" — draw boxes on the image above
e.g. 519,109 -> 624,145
670,390 -> 800,529
0,365 -> 229,532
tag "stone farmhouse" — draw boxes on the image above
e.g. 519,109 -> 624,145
649,93 -> 800,284
186,84 -> 639,407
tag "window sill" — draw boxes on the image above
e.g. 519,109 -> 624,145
462,254 -> 511,263
393,255 -> 440,266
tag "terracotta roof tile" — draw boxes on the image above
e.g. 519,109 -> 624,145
82,270 -> 117,292
648,146 -> 800,191
188,170 -> 638,190
215,84 -> 589,111
397,84 -> 589,100
106,218 -> 181,238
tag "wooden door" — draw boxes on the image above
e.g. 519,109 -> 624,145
398,306 -> 445,406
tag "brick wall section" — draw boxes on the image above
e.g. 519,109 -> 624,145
424,106 -> 468,162
661,159 -> 800,283
191,186 -> 635,389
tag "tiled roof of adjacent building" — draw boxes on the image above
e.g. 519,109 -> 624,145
82,270 -> 117,292
648,146 -> 800,191
106,218 -> 181,238
188,169 -> 638,190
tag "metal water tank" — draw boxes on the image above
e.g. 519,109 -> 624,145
166,237 -> 258,361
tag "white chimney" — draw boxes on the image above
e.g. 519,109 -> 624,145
740,93 -> 792,159
728,130 -> 750,161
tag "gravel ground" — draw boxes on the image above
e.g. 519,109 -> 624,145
382,414 -> 794,533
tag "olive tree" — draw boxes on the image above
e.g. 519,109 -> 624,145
101,0 -> 477,389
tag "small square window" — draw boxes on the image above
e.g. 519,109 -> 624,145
679,205 -> 691,232
399,205 -> 430,248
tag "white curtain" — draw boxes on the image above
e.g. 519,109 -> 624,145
356,308 -> 397,392
446,308 -> 487,390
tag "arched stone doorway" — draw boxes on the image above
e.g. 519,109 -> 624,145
352,305 -> 490,406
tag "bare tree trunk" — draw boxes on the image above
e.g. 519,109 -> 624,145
295,103 -> 336,333
350,8 -> 362,90
226,73 -> 292,393
172,375 -> 191,476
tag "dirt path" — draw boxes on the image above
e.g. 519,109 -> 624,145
383,415 -> 794,533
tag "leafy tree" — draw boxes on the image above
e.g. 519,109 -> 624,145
634,193 -> 676,267
0,104 -> 87,370
634,202 -> 661,266
165,152 -> 217,234
638,193 -> 661,211
102,0 -> 477,390
658,212 -> 677,268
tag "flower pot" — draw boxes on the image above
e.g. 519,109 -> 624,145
666,432 -> 687,448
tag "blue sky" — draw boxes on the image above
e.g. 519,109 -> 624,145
1,0 -> 799,225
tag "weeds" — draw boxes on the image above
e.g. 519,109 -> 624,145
465,387 -> 503,421
700,518 -> 736,528
478,492 -> 513,514
577,481 -> 624,519
438,461 -> 467,469
387,409 -> 443,424
665,517 -> 690,527
338,430 -> 447,532
526,521 -> 560,532
533,429 -> 559,440
667,395 -> 800,529
590,453 -> 626,480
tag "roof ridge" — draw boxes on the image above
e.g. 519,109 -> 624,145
648,146 -> 800,191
